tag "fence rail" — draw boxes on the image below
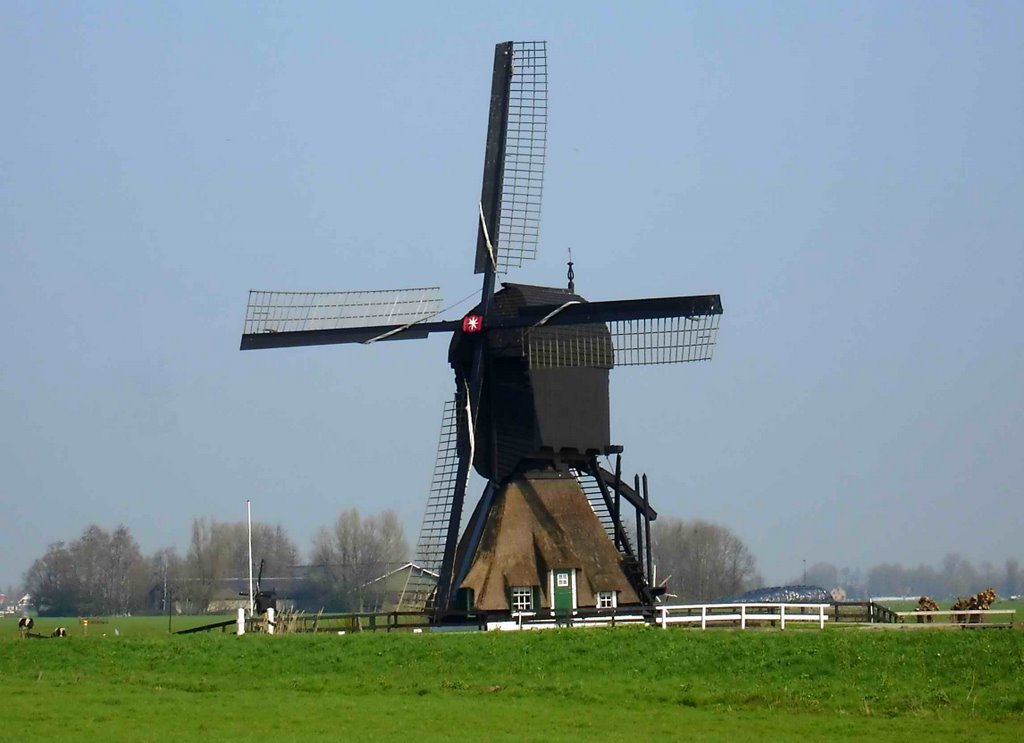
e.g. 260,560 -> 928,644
184,601 -> 1005,636
827,601 -> 899,624
894,609 -> 1015,627
508,609 -> 648,630
657,603 -> 830,630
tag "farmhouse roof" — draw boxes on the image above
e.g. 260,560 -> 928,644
364,562 -> 439,587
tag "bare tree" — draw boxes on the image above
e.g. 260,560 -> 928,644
148,547 -> 185,614
24,542 -> 78,616
792,562 -> 839,589
183,518 -> 299,612
23,525 -> 148,616
1005,559 -> 1021,598
942,553 -> 980,598
108,526 -> 149,614
310,509 -> 408,611
652,518 -> 760,602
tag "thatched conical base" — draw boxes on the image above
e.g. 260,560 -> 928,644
459,471 -> 639,611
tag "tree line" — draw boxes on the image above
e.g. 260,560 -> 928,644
21,512 -> 1019,616
22,513 -> 763,615
23,510 -> 411,616
797,556 -> 1022,600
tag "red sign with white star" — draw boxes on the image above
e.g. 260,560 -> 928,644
462,314 -> 483,333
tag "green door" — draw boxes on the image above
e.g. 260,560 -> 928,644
553,569 -> 574,616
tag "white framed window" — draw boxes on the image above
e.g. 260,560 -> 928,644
596,591 -> 616,609
511,586 -> 534,612
556,572 -> 570,588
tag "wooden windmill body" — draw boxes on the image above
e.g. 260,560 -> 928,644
241,42 -> 722,617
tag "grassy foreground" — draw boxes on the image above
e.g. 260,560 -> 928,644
1,625 -> 1022,741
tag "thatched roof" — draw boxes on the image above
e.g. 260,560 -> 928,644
460,472 -> 640,610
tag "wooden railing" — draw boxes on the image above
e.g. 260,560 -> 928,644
894,609 -> 1015,627
508,608 -> 648,629
184,600 -> 987,635
826,601 -> 898,624
657,603 -> 830,630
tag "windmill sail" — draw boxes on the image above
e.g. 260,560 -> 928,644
608,314 -> 720,366
243,287 -> 442,335
413,397 -> 461,573
475,41 -> 548,275
526,313 -> 721,369
498,41 -> 547,273
508,294 -> 722,370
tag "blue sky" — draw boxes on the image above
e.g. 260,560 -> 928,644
2,2 -> 1022,588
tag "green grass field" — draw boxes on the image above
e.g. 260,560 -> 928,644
1,617 -> 1023,741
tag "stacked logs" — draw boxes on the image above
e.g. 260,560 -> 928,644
951,588 -> 997,623
971,588 -> 997,610
950,596 -> 971,623
968,587 -> 997,623
914,596 -> 939,623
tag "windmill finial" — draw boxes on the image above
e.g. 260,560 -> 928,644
567,248 -> 575,293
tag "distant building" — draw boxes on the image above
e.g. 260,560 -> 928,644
362,563 -> 438,613
204,578 -> 302,614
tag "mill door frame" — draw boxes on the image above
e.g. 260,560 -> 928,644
550,568 -> 577,617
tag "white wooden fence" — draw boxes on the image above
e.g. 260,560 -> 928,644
657,602 -> 830,630
503,603 -> 831,631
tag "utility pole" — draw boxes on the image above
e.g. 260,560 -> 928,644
247,500 -> 255,617
162,553 -> 169,633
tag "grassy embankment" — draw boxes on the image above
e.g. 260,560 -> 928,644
1,620 -> 1023,740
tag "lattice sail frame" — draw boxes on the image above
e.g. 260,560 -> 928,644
243,287 -> 442,335
525,313 -> 721,369
497,41 -> 548,273
413,398 -> 460,574
572,467 -> 616,541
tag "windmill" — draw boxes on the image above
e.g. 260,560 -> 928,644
240,41 -> 722,617
238,559 -> 277,615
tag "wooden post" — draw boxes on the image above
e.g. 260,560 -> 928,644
236,608 -> 246,636
780,604 -> 786,630
613,455 -> 622,550
642,474 -> 653,588
266,607 -> 275,635
819,605 -> 825,629
700,605 -> 707,630
740,604 -> 747,629
634,475 -> 644,581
